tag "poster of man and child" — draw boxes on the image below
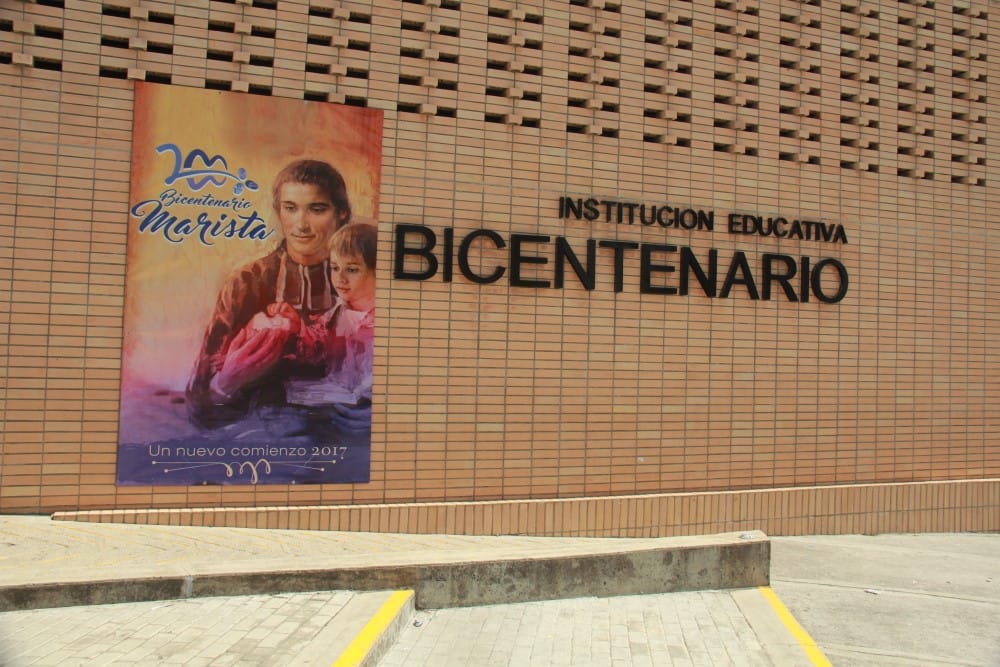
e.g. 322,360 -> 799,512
116,83 -> 383,486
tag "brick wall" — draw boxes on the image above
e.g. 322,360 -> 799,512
2,0 -> 998,533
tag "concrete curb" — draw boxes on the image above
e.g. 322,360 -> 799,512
0,530 -> 769,612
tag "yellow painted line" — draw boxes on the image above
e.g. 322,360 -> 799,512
759,586 -> 832,667
332,590 -> 414,667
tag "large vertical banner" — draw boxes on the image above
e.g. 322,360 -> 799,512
117,83 -> 383,485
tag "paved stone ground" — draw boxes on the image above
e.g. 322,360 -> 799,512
0,591 -> 355,667
380,591 -> 772,667
0,589 -> 776,667
1,519 -> 996,667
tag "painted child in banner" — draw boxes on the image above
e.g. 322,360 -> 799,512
284,223 -> 377,436
186,159 -> 352,428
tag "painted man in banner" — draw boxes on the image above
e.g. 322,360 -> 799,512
186,159 -> 352,428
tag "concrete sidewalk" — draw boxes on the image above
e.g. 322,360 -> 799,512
0,515 -> 767,611
0,515 -> 996,665
771,533 -> 1000,666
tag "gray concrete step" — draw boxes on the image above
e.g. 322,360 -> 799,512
0,516 -> 768,612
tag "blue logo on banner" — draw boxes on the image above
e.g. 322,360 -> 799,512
157,143 -> 260,195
